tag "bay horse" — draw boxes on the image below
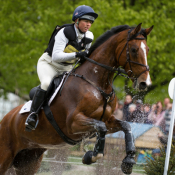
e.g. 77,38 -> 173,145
0,23 -> 153,175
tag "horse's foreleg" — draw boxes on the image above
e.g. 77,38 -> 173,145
105,115 -> 136,174
71,113 -> 107,134
71,113 -> 107,165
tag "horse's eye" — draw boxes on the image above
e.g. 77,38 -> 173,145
131,48 -> 137,53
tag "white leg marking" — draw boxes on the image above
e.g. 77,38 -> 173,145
141,42 -> 151,86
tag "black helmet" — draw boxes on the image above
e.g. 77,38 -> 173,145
72,5 -> 98,22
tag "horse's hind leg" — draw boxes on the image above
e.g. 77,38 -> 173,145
13,148 -> 46,175
105,115 -> 136,174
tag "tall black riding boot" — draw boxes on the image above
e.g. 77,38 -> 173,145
25,88 -> 47,132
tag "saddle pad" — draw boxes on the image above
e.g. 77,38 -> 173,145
19,100 -> 32,114
19,74 -> 66,114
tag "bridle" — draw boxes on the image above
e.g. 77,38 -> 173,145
117,28 -> 150,82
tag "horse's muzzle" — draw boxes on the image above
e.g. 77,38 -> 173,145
139,82 -> 147,90
134,80 -> 151,91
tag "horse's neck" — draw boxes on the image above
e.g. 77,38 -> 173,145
79,62 -> 114,89
77,33 -> 127,90
77,40 -> 117,90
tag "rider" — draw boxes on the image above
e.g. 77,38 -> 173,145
25,5 -> 98,132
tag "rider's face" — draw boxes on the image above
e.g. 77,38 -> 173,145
77,19 -> 92,33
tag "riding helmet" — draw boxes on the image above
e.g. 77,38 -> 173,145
72,5 -> 98,22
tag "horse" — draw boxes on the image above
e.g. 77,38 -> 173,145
0,23 -> 153,175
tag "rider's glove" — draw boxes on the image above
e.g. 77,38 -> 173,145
75,50 -> 88,61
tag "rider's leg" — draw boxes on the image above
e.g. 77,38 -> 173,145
25,54 -> 58,131
25,87 -> 47,131
25,53 -> 73,131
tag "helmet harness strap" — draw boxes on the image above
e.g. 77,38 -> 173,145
76,18 -> 86,34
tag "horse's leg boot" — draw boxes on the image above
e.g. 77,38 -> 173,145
121,121 -> 136,174
25,88 -> 46,132
82,132 -> 106,165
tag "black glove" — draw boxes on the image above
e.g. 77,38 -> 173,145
76,51 -> 88,60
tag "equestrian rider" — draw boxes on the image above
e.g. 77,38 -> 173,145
25,5 -> 98,132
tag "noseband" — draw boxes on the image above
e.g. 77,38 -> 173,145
117,28 -> 150,81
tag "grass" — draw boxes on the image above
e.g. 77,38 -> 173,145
133,164 -> 145,174
37,156 -> 146,175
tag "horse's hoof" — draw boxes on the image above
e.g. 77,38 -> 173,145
121,162 -> 133,174
121,155 -> 135,174
82,151 -> 94,165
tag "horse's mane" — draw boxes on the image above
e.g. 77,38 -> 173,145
88,25 -> 130,56
88,24 -> 147,56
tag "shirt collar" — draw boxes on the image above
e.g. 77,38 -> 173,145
74,24 -> 85,39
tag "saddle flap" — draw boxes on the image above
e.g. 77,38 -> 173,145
29,73 -> 65,101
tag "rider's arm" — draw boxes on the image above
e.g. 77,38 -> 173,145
52,28 -> 76,63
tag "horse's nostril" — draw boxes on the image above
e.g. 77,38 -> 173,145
139,82 -> 147,90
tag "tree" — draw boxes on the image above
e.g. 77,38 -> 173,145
0,0 -> 175,103
144,144 -> 175,174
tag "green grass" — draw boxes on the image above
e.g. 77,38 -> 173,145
133,164 -> 145,174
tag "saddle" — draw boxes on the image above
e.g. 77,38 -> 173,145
29,72 -> 66,101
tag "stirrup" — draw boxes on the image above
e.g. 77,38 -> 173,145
25,112 -> 39,132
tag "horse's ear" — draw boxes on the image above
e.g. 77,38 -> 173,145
145,25 -> 154,36
130,23 -> 142,36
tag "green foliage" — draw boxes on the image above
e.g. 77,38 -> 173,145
0,0 -> 175,102
144,144 -> 175,174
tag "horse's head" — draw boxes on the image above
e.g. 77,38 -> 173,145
116,23 -> 153,91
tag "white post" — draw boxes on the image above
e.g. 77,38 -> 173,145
164,79 -> 175,175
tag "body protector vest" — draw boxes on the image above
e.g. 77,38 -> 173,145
45,24 -> 93,64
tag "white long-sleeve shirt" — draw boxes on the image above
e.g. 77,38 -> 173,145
52,24 -> 93,63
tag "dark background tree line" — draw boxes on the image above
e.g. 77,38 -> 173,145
0,0 -> 174,103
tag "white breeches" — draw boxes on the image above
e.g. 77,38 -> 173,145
37,53 -> 73,90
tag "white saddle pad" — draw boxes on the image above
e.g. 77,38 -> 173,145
19,74 -> 66,114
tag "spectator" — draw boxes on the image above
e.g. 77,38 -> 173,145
118,101 -> 124,110
113,101 -> 123,120
163,97 -> 170,111
148,101 -> 165,131
143,104 -> 152,124
158,103 -> 175,146
164,103 -> 172,135
123,94 -> 133,121
128,103 -> 136,122
130,99 -> 145,123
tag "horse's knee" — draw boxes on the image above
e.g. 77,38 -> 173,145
121,121 -> 131,132
94,121 -> 107,134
